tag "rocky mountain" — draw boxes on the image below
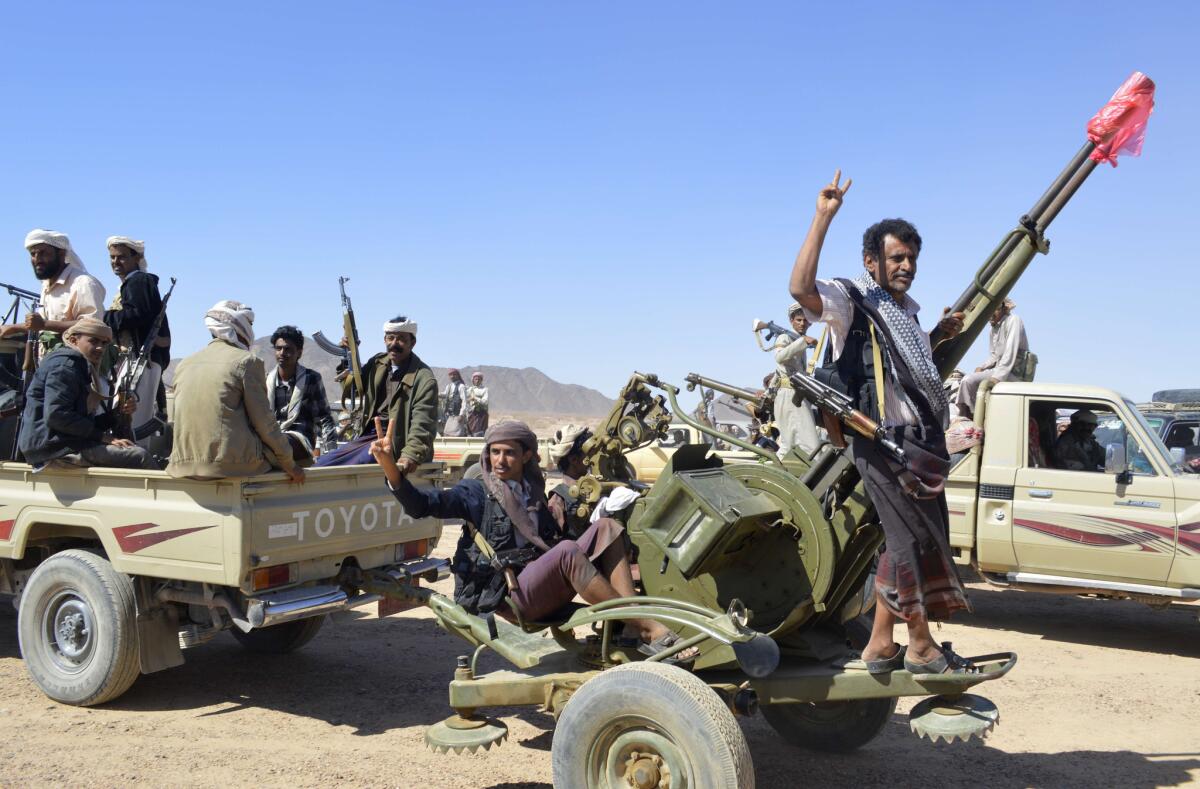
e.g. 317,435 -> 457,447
165,336 -> 613,416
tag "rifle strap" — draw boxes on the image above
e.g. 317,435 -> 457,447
869,323 -> 886,423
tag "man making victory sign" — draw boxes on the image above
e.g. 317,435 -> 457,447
788,171 -> 977,676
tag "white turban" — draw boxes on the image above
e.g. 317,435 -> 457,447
24,229 -> 86,272
204,299 -> 255,350
548,424 -> 591,465
106,236 -> 148,271
383,317 -> 417,335
787,302 -> 804,317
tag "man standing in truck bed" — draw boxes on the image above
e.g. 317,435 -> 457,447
315,315 -> 437,469
789,170 -> 977,676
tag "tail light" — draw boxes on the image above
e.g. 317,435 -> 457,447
395,538 -> 429,562
251,563 -> 297,591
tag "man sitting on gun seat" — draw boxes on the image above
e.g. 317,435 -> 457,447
373,419 -> 698,662
18,317 -> 157,470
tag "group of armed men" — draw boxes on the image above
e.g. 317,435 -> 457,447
0,228 -> 477,482
3,179 -> 1080,674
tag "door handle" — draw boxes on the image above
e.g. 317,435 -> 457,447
1028,489 -> 1054,499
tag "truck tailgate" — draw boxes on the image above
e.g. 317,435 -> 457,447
241,465 -> 441,573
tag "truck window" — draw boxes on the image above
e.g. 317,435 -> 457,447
1028,402 -> 1154,475
658,428 -> 689,448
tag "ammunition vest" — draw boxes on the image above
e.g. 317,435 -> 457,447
815,279 -> 888,424
453,493 -> 559,614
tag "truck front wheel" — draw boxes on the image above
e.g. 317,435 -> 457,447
231,615 -> 325,654
17,549 -> 141,706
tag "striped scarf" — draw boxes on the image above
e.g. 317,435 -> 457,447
850,273 -> 948,420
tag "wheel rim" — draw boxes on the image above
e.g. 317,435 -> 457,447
41,587 -> 96,674
590,717 -> 690,789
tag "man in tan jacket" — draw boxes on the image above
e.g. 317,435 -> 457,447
167,301 -> 304,482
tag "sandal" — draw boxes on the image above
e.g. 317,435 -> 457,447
904,641 -> 980,676
638,631 -> 700,666
857,644 -> 906,675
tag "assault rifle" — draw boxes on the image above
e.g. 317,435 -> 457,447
313,276 -> 364,421
114,278 -> 176,440
0,285 -> 42,459
788,371 -> 907,466
751,318 -> 798,352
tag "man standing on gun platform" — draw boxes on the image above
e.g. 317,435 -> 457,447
104,236 -> 170,446
788,170 -> 977,676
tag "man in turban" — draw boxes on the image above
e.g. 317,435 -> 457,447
0,230 -> 106,349
439,368 -> 467,437
18,317 -> 156,470
772,302 -> 821,458
315,315 -> 437,467
954,298 -> 1032,418
166,301 -> 304,482
372,420 -> 698,663
464,371 -> 489,437
104,236 -> 171,446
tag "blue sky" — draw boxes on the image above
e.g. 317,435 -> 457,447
2,2 -> 1196,407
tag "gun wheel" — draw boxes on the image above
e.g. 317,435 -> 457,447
552,662 -> 753,789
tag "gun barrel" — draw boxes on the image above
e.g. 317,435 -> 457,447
684,373 -> 763,407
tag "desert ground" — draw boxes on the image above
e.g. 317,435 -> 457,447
2,533 -> 1198,789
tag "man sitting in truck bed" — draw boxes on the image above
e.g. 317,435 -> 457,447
18,317 -> 158,470
315,316 -> 437,468
372,419 -> 699,663
166,301 -> 304,482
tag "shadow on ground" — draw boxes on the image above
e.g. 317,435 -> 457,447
963,584 -> 1199,658
744,713 -> 1200,788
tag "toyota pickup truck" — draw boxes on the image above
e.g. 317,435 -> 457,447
0,463 -> 446,706
947,380 -> 1199,613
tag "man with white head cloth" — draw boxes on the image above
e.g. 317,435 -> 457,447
0,229 -> 106,348
167,301 -> 303,482
103,236 -> 171,446
315,314 -> 437,467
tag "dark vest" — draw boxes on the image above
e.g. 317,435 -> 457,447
815,278 -> 890,424
452,493 -> 560,614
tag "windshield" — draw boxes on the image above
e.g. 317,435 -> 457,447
1143,415 -> 1165,431
1126,399 -> 1185,474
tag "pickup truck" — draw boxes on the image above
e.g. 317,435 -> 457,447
1135,400 -> 1200,467
947,380 -> 1199,612
0,463 -> 445,706
624,422 -> 758,484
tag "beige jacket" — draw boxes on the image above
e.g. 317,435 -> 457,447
167,339 -> 296,478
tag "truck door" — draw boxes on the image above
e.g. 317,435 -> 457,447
1011,400 -> 1176,585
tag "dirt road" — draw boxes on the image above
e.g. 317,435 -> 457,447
2,543 -> 1198,788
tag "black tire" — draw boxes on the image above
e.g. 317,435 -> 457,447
761,696 -> 897,753
17,549 -> 141,706
231,615 -> 325,654
462,461 -> 483,481
553,662 -> 753,789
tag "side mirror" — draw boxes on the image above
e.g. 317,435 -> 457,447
1106,443 -> 1133,485
1104,443 -> 1126,474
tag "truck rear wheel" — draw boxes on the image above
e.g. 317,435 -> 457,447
761,696 -> 897,752
231,615 -> 325,654
552,662 -> 753,789
17,549 -> 141,706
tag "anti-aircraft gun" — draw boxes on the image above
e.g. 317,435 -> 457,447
360,74 -> 1154,787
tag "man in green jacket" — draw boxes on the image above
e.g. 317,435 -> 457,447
315,315 -> 437,469
167,300 -> 304,482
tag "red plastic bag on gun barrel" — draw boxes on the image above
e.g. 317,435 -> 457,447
1087,71 -> 1155,167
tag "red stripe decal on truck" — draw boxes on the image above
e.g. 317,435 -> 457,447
113,522 -> 216,553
